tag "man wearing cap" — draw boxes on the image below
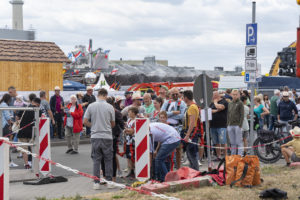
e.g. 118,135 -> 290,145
50,86 -> 65,139
278,91 -> 298,131
82,86 -> 96,136
147,88 -> 157,100
124,91 -> 133,107
159,85 -> 169,100
121,93 -> 145,119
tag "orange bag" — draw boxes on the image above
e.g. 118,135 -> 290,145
227,155 -> 261,187
225,155 -> 242,185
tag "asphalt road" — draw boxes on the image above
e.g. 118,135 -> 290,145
9,139 -> 286,200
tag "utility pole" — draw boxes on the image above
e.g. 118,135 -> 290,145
249,1 -> 256,155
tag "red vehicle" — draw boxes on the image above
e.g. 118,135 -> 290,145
127,81 -> 218,94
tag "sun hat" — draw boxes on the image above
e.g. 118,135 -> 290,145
132,93 -> 143,100
86,86 -> 93,90
115,95 -> 124,102
290,126 -> 300,138
282,91 -> 289,97
159,85 -> 169,91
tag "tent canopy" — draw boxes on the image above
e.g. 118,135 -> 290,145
63,80 -> 86,91
93,73 -> 114,91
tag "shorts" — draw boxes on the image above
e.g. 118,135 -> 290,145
210,128 -> 227,145
125,144 -> 135,160
243,131 -> 249,140
18,138 -> 31,151
291,153 -> 300,162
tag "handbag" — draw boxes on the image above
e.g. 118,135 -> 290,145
12,109 -> 26,133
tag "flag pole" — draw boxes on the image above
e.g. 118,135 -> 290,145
89,39 -> 93,71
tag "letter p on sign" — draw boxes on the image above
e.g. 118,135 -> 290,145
246,23 -> 257,46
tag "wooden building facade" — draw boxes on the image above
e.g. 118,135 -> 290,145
0,39 -> 69,93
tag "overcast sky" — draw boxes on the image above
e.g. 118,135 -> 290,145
1,0 -> 299,73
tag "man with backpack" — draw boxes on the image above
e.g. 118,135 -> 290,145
182,90 -> 200,171
161,87 -> 187,169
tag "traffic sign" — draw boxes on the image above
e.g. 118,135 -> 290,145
245,46 -> 257,58
246,23 -> 257,46
245,59 -> 257,71
244,71 -> 256,83
193,74 -> 213,108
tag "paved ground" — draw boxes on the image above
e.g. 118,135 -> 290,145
9,140 -> 286,200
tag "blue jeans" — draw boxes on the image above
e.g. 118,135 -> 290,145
269,114 -> 277,131
186,137 -> 199,171
50,123 -> 54,139
155,141 -> 180,182
86,127 -> 91,136
258,118 -> 264,130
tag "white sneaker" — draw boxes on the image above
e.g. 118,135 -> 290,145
183,160 -> 189,165
93,183 -> 101,190
122,168 -> 128,172
198,161 -> 202,166
107,183 -> 116,189
9,162 -> 18,167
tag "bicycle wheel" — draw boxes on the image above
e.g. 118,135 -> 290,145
253,138 -> 282,164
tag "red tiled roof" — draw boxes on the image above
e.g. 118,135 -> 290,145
0,39 -> 70,63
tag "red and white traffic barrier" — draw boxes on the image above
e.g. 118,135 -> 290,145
135,118 -> 150,181
0,138 -> 180,200
39,118 -> 51,176
0,137 -> 9,200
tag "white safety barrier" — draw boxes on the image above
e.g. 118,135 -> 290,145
135,118 -> 150,181
0,137 -> 9,200
39,118 -> 51,176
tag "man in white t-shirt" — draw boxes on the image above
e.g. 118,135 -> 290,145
150,122 -> 180,182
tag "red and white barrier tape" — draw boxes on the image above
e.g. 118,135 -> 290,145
0,139 -> 180,200
4,122 -> 35,138
181,134 -> 295,150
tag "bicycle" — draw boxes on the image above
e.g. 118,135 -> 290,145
253,120 -> 299,164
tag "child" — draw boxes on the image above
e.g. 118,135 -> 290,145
14,95 -> 26,107
281,126 -> 300,166
124,107 -> 139,178
158,111 -> 168,124
241,96 -> 250,155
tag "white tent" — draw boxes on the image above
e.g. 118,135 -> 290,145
93,73 -> 115,91
218,76 -> 248,90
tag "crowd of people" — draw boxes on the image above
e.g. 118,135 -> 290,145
1,84 -> 300,187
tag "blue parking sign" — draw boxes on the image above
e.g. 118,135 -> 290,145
246,23 -> 257,46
